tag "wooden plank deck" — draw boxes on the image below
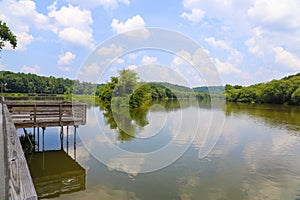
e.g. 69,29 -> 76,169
4,100 -> 86,129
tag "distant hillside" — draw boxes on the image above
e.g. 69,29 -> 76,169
152,82 -> 193,92
193,86 -> 224,94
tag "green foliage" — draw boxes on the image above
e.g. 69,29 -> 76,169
291,87 -> 300,105
0,20 -> 17,50
114,69 -> 138,96
99,70 -> 210,109
225,73 -> 300,105
0,71 -> 97,94
130,84 -> 152,108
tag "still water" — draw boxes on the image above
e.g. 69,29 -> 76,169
24,100 -> 300,200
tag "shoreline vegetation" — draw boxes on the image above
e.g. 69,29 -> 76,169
225,73 -> 300,105
0,70 -> 299,106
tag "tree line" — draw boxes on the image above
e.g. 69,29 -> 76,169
99,69 -> 209,109
225,73 -> 300,105
0,71 -> 97,94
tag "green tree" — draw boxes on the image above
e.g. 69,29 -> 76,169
0,20 -> 17,51
291,87 -> 300,105
114,69 -> 138,96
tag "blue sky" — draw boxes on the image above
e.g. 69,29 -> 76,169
0,0 -> 300,86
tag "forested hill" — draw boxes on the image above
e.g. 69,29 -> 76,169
193,86 -> 224,94
225,73 -> 300,105
0,71 -> 97,94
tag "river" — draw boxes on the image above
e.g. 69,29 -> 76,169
23,100 -> 300,200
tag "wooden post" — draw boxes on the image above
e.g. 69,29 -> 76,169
67,126 -> 69,154
74,126 -> 77,161
34,104 -> 37,126
59,104 -> 62,125
33,127 -> 35,152
60,126 -> 63,150
37,127 -> 39,152
42,127 -> 45,151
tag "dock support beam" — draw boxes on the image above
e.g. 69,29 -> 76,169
74,126 -> 77,160
42,127 -> 45,151
60,126 -> 63,150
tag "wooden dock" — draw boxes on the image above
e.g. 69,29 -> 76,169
0,97 -> 87,199
4,100 -> 86,129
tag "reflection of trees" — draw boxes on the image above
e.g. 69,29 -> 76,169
100,99 -> 199,141
101,100 -> 145,141
99,98 -> 215,141
225,103 -> 300,131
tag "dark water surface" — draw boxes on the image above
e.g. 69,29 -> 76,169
24,101 -> 300,200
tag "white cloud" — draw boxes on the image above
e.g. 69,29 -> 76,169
97,44 -> 123,57
181,0 -> 250,27
13,32 -> 34,50
141,55 -> 157,66
273,47 -> 300,70
57,27 -> 94,48
111,15 -> 145,34
78,63 -> 100,82
171,48 -> 222,86
48,4 -> 92,30
80,63 -> 99,74
0,1 -> 94,49
172,50 -> 192,67
65,0 -> 131,10
126,65 -> 138,71
181,8 -> 205,23
0,64 -> 5,70
205,37 -> 243,72
205,37 -> 243,64
245,37 -> 264,58
214,58 -> 240,75
0,0 -> 48,50
21,65 -> 41,73
126,52 -> 140,60
205,37 -> 230,50
58,51 -> 76,65
48,4 -> 94,48
58,66 -> 72,72
248,0 -> 300,30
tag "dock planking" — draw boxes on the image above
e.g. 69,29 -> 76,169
4,100 -> 86,129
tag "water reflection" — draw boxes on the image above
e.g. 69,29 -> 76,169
20,100 -> 300,200
20,126 -> 86,199
224,103 -> 300,132
99,99 -> 209,141
25,150 -> 86,199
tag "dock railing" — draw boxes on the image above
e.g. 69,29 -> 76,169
2,96 -> 38,200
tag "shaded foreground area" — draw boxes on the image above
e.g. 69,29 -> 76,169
26,150 -> 85,199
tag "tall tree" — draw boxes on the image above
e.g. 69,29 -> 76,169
0,20 -> 17,51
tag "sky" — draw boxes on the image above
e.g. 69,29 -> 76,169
0,0 -> 300,86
